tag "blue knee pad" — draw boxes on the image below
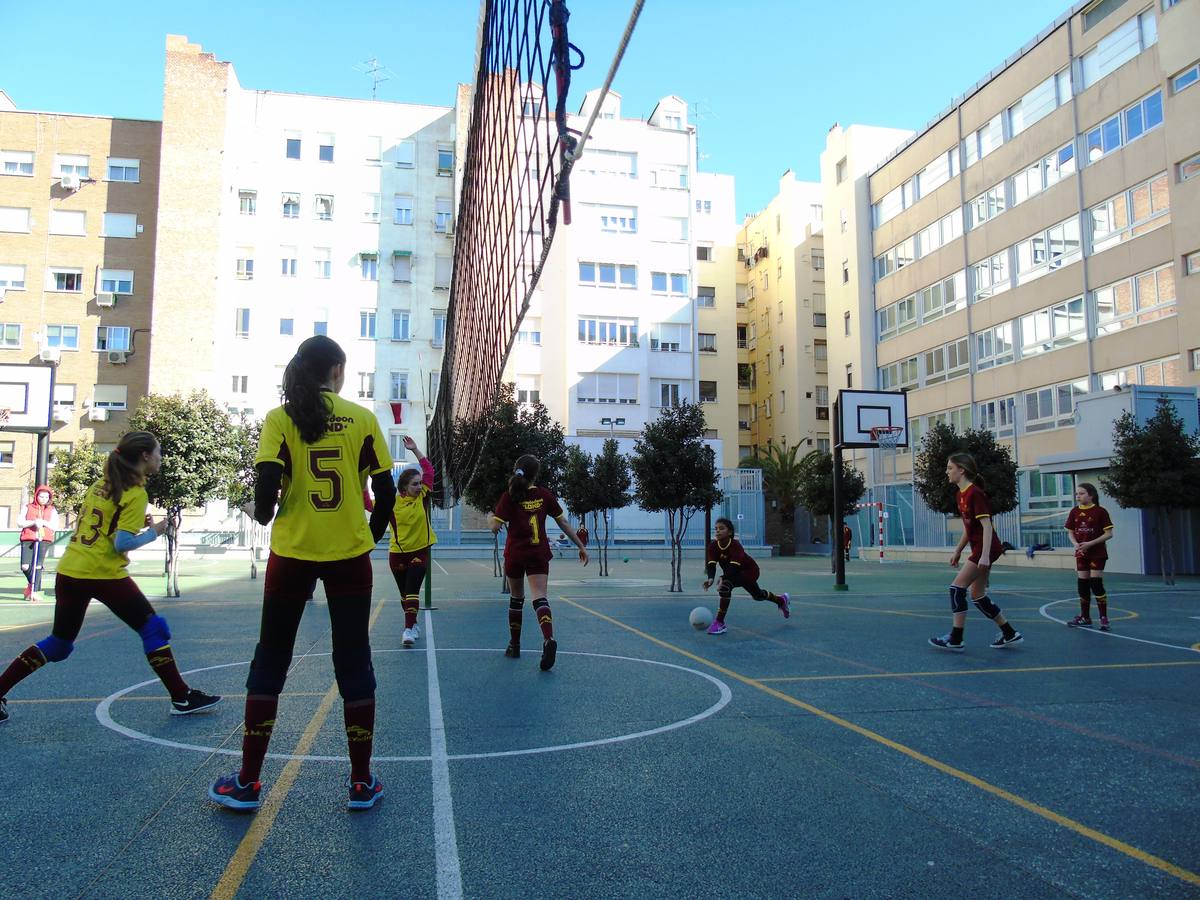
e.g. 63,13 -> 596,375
245,643 -> 292,695
948,584 -> 969,614
36,634 -> 74,662
332,648 -> 376,702
972,595 -> 1001,620
138,614 -> 171,653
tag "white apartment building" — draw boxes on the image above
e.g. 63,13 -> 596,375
505,89 -> 739,463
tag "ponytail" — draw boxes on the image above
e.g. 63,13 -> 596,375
104,431 -> 158,505
948,451 -> 987,492
508,454 -> 541,501
282,335 -> 346,443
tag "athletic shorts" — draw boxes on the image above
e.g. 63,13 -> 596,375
389,549 -> 429,573
967,541 -> 1005,566
504,548 -> 550,579
263,551 -> 372,602
1076,553 -> 1106,572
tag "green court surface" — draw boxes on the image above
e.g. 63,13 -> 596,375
1,554 -> 1197,898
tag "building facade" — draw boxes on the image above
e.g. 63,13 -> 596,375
0,95 -> 160,522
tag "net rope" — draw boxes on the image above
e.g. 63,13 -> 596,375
870,426 -> 903,449
426,0 -> 582,507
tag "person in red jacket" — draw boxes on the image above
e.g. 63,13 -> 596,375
18,485 -> 58,601
701,517 -> 789,634
843,523 -> 853,562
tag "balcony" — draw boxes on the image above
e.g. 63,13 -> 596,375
738,420 -> 751,431
736,339 -> 748,350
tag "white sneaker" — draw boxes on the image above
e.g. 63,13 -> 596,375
402,628 -> 415,648
410,624 -> 420,642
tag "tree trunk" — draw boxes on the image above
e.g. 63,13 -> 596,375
667,508 -> 680,592
165,507 -> 183,597
1156,507 -> 1176,586
600,508 -> 610,577
780,504 -> 796,556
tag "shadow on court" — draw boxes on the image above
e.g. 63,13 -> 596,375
1,555 -> 1197,898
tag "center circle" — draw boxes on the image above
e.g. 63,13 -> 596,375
95,648 -> 733,763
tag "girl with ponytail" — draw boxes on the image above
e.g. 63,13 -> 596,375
929,452 -> 1023,652
490,453 -> 587,671
0,431 -> 221,726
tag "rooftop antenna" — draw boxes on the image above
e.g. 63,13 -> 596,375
353,56 -> 395,100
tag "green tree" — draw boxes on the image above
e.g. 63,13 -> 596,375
630,403 -> 722,592
913,424 -> 1018,515
48,439 -> 106,526
128,391 -> 240,597
740,443 -> 809,556
225,415 -> 264,577
794,449 -> 867,534
558,444 -> 601,567
1100,398 -> 1200,585
591,438 -> 633,575
457,383 -> 569,579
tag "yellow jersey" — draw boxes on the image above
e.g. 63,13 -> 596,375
57,482 -> 150,580
389,486 -> 438,553
256,392 -> 393,561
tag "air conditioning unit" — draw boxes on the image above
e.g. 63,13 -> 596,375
107,350 -> 129,365
88,407 -> 110,422
38,346 -> 61,364
95,292 -> 116,308
60,173 -> 81,191
52,405 -> 73,423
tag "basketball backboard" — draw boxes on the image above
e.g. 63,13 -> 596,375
836,389 -> 908,449
0,363 -> 54,432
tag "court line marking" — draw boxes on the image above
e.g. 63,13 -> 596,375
1040,600 -> 1200,655
759,660 -> 1200,683
559,595 -> 1200,888
96,650 -> 732,763
433,558 -> 449,576
423,611 -> 463,900
209,598 -> 388,900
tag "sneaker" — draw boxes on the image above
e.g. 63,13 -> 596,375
990,631 -> 1024,648
0,697 -> 8,724
347,773 -> 383,810
1099,616 -> 1110,632
778,592 -> 791,619
504,641 -> 521,659
707,620 -> 728,636
410,623 -> 420,642
539,638 -> 558,671
402,628 -> 415,648
209,772 -> 262,811
928,634 -> 964,652
1067,616 -> 1093,628
22,584 -> 32,601
171,689 -> 222,716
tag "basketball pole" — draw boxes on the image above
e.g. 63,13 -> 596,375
832,397 -> 848,591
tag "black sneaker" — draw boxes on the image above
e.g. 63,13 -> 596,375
171,689 -> 222,716
504,641 -> 521,659
539,638 -> 558,671
209,772 -> 262,811
928,634 -> 965,652
347,773 -> 383,810
990,632 -> 1024,648
0,697 -> 8,724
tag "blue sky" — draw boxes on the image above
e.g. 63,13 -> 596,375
2,0 -> 1066,216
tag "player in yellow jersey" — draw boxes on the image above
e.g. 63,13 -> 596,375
0,432 -> 221,725
388,436 -> 436,649
209,336 -> 396,812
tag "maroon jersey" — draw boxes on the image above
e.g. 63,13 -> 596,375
957,483 -> 1004,563
1065,504 -> 1113,561
493,486 -> 563,564
705,538 -> 761,583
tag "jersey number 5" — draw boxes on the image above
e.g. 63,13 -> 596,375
308,448 -> 344,511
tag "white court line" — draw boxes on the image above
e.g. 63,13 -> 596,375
433,558 -> 449,576
424,611 -> 464,900
1040,599 -> 1200,655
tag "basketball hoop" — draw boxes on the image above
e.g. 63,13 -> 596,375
869,425 -> 903,449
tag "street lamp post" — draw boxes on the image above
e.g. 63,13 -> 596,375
599,417 -> 626,440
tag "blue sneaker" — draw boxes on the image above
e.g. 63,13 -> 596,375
348,773 -> 383,810
209,772 -> 262,811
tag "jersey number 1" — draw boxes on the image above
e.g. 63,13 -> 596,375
528,514 -> 539,545
308,448 -> 344,511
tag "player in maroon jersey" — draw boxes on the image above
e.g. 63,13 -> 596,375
1065,482 -> 1115,631
491,454 -> 588,670
701,517 -> 789,634
929,453 -> 1023,652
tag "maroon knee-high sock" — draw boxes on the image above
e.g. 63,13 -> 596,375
402,595 -> 419,629
508,598 -> 524,644
0,646 -> 46,697
344,698 -> 376,783
533,598 -> 553,640
240,695 -> 279,784
716,589 -> 732,623
146,645 -> 189,701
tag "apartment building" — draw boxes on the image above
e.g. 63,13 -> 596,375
0,93 -> 159,522
152,36 -> 457,460
735,173 -> 830,461
507,90 -> 740,466
828,0 -> 1200,549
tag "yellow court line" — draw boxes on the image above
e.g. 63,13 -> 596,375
210,597 -> 388,900
1193,642 -> 1200,652
759,660 -> 1200,683
559,596 -> 1200,888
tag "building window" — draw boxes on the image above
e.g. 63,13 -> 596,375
239,190 -> 257,215
1089,173 -> 1170,253
697,286 -> 716,308
282,192 -> 300,218
358,372 -> 375,399
878,356 -> 919,391
235,250 -> 255,281
843,312 -> 851,336
835,158 -> 847,183
698,333 -> 716,353
977,396 -> 1017,438
317,133 -> 334,163
314,195 -> 334,221
437,145 -> 454,175
0,264 -> 27,290
44,324 -> 78,350
396,140 -> 415,168
48,268 -> 84,293
814,340 -> 827,361
1177,153 -> 1200,183
394,195 -> 414,225
0,207 -> 32,233
1014,215 -> 1082,280
429,371 -> 441,404
392,310 -> 411,341
434,255 -> 452,290
393,252 -> 413,282
102,212 -> 137,238
1079,12 -> 1158,90
314,318 -> 328,336
841,260 -> 849,284
971,252 -> 1011,301
363,193 -> 381,223
281,246 -> 298,277
93,384 -> 128,410
1187,250 -> 1200,276
279,318 -> 294,336
365,136 -> 382,163
1099,355 -> 1184,388
313,247 -> 331,279
1083,90 -> 1163,164
390,372 -> 409,401
106,157 -> 140,182
699,381 -> 718,403
592,204 -> 638,234
578,261 -> 637,288
360,311 -> 376,339
285,133 -> 301,160
650,322 -> 689,352
54,154 -> 89,178
360,253 -> 378,281
577,373 -> 638,404
1173,60 -> 1199,94
1094,264 -> 1176,335
95,326 -> 130,352
1,150 -> 34,176
49,210 -> 86,236
516,317 -> 539,346
0,323 -> 21,348
578,317 -> 638,347
974,322 -> 1015,371
1024,379 -> 1088,432
922,338 -> 970,385
696,243 -> 713,262
516,377 -> 540,406
99,269 -> 134,294
656,382 -> 683,408
234,309 -> 250,338
1020,297 -> 1086,357
435,198 -> 454,233
433,312 -> 447,347
811,252 -> 824,271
